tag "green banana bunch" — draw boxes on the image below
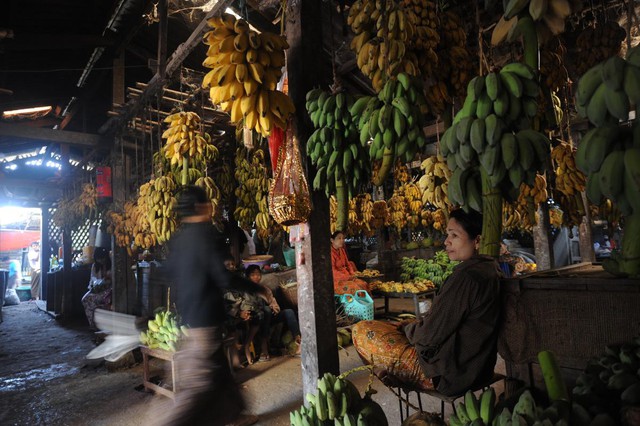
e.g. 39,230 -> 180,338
575,48 -> 640,127
305,88 -> 370,232
290,373 -> 371,426
355,73 -> 428,186
139,310 -> 187,352
441,62 -> 550,213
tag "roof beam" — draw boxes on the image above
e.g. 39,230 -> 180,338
1,34 -> 116,51
0,122 -> 105,148
99,0 -> 234,135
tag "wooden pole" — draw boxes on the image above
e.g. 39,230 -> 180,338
286,0 -> 339,397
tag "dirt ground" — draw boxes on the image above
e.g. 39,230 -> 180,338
0,301 -> 505,426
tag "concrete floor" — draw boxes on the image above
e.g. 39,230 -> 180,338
0,299 -> 505,426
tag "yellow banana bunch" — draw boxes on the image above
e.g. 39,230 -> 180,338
233,144 -> 272,231
213,161 -> 235,204
388,191 -> 408,231
329,196 -> 338,235
371,200 -> 390,230
552,142 -> 586,197
144,176 -> 178,245
161,111 -> 219,167
347,0 -> 419,91
394,161 -> 411,184
417,155 -> 451,210
540,38 -> 569,92
402,0 -> 439,62
547,206 -> 564,229
346,193 -> 375,237
195,176 -> 222,223
78,183 -> 98,216
518,174 -> 549,207
502,202 -> 529,232
202,13 -> 294,137
431,208 -> 447,232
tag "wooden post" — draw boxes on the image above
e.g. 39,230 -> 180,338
286,0 -> 339,397
579,193 -> 595,263
534,204 -> 555,270
41,207 -> 51,299
111,144 -> 132,313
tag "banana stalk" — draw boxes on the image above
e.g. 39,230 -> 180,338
519,15 -> 539,71
335,176 -> 348,233
479,168 -> 502,257
182,157 -> 189,186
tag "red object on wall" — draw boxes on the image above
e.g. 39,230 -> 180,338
96,166 -> 112,199
268,126 -> 285,174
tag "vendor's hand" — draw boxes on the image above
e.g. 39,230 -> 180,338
270,302 -> 281,315
239,310 -> 251,321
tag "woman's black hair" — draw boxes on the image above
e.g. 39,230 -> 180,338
175,185 -> 209,219
245,264 -> 261,276
93,247 -> 112,273
330,230 -> 345,239
449,208 -> 483,239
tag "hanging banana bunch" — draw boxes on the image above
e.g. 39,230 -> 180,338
371,200 -> 390,230
402,0 -> 439,77
233,144 -> 272,234
161,111 -> 218,169
305,88 -> 370,232
552,142 -> 586,197
212,161 -> 235,205
354,73 -> 428,186
388,189 -> 409,231
202,13 -> 295,137
401,182 -> 423,229
347,0 -> 419,91
574,21 -> 626,76
417,155 -> 451,211
142,176 -> 178,245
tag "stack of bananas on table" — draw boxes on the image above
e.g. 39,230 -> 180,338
540,38 -> 569,92
305,89 -> 369,216
347,194 -> 375,237
348,0 -> 418,91
417,155 -> 451,211
139,310 -> 188,352
161,111 -> 219,167
372,279 -> 434,293
290,373 -> 389,426
354,73 -> 428,185
448,388 -> 497,426
202,13 -> 294,137
141,176 -> 178,245
575,50 -> 640,127
429,11 -> 474,105
552,142 -> 586,197
574,21 -> 627,76
371,200 -> 390,230
234,146 -> 273,233
441,62 -> 551,211
388,190 -> 409,231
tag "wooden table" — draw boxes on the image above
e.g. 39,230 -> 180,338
141,346 -> 177,399
373,289 -> 436,316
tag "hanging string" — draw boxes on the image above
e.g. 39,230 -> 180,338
329,0 -> 340,93
280,0 -> 287,36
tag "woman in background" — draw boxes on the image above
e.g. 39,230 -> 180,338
330,231 -> 368,295
81,247 -> 112,329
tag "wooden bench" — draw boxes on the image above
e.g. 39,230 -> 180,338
396,372 -> 506,422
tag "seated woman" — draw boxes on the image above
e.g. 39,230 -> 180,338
351,209 -> 502,396
331,230 -> 368,295
245,265 -> 301,358
4,259 -> 22,306
81,247 -> 112,329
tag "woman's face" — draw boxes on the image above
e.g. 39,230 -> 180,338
248,270 -> 262,284
224,260 -> 236,271
444,218 -> 479,262
331,233 -> 345,249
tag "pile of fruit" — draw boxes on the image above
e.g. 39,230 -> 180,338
161,111 -> 219,168
202,13 -> 294,136
353,269 -> 382,278
139,310 -> 188,352
290,372 -> 388,426
400,251 -> 457,288
370,279 -> 435,294
347,194 -> 376,237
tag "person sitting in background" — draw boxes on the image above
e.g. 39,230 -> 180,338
330,230 -> 369,295
81,247 -> 112,329
351,209 -> 502,396
28,241 -> 41,300
4,258 -> 22,306
245,265 -> 301,359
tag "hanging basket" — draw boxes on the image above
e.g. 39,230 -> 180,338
268,118 -> 312,226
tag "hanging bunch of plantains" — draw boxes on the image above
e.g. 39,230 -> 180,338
140,176 -> 178,245
202,13 -> 295,137
574,46 -> 640,277
305,86 -> 370,232
440,60 -> 551,256
353,73 -> 428,186
347,0 -> 418,91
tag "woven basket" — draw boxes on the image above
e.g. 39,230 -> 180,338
279,281 -> 298,309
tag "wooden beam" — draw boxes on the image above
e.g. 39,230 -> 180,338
2,34 -> 116,51
287,0 -> 339,397
0,122 -> 105,148
99,0 -> 234,135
